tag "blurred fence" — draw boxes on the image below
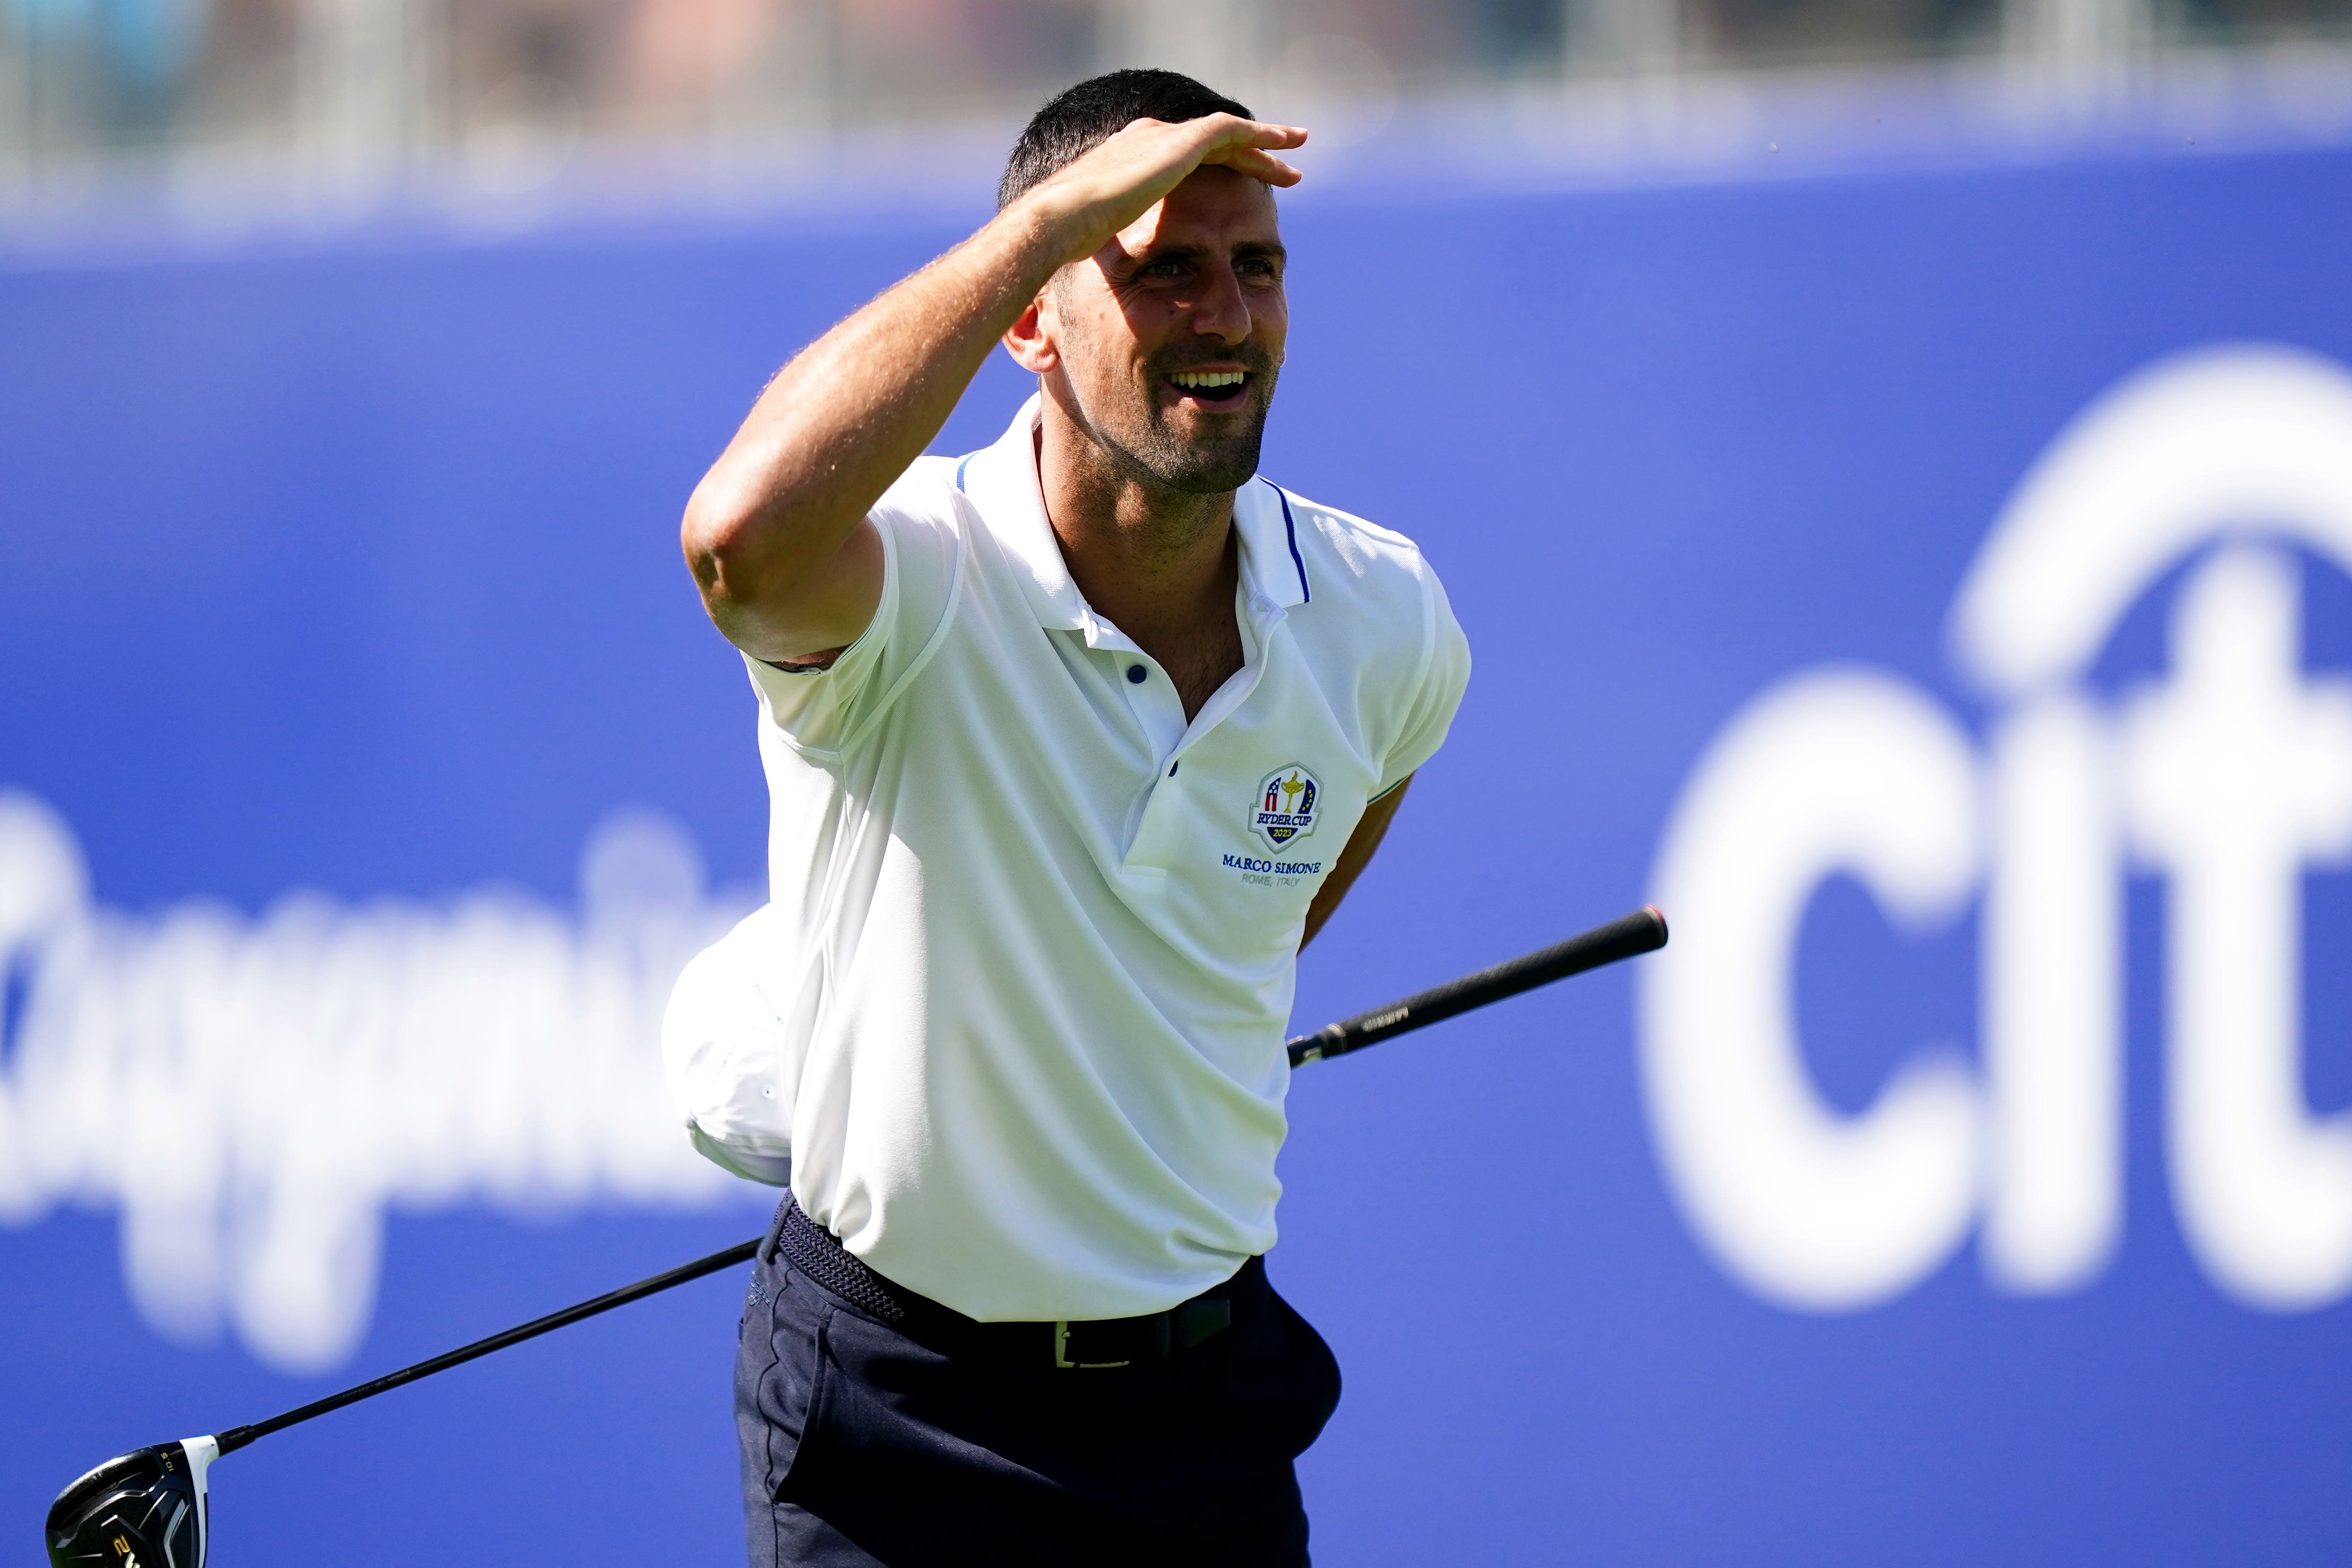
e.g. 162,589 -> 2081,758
1,0 -> 2349,209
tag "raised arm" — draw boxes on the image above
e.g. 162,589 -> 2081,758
679,114 -> 1308,663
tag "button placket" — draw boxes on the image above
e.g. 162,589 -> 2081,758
1114,655 -> 1185,762
1125,602 -> 1282,870
1091,642 -> 1180,868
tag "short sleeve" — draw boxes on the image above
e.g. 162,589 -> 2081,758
742,466 -> 964,759
1377,563 -> 1472,797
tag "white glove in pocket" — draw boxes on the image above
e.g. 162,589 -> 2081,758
662,906 -> 796,1187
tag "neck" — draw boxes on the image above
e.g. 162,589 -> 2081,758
1034,402 -> 1239,656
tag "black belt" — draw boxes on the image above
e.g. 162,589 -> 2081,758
773,1198 -> 1262,1370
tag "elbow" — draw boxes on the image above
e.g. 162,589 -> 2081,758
680,478 -> 767,617
681,462 -> 869,652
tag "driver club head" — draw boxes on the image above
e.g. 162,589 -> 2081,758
45,1437 -> 217,1568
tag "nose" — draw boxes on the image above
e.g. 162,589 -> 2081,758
1191,260 -> 1252,345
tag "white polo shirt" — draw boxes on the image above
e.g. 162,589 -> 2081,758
664,394 -> 1470,1321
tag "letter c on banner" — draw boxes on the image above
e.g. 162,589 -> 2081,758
1639,668 -> 1982,1310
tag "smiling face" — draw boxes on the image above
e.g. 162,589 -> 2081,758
1024,165 -> 1288,496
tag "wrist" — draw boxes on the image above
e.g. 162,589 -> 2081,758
996,179 -> 1112,274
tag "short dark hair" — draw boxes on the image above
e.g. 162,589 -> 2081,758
997,69 -> 1253,212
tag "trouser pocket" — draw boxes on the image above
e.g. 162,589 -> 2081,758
738,1250 -> 833,1517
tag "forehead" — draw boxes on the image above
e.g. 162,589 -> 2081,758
1132,165 -> 1282,251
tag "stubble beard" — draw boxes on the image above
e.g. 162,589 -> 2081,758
1124,373 -> 1277,495
1075,359 -> 1281,500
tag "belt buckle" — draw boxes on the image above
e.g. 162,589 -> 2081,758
1051,1321 -> 1131,1370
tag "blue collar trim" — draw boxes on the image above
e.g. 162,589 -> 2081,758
1262,477 -> 1310,605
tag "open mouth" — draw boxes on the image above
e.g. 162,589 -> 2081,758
1167,370 -> 1250,408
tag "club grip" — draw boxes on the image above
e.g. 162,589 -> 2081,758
1287,905 -> 1668,1068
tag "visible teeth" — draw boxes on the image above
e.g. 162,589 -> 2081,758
1171,370 -> 1246,390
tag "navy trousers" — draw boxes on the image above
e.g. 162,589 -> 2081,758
736,1201 -> 1343,1567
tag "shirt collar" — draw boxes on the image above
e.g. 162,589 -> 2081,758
954,393 -> 1312,630
1236,472 -> 1313,614
956,394 -> 1084,630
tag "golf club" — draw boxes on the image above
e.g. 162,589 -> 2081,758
42,1240 -> 758,1568
1287,903 -> 1668,1067
45,903 -> 1666,1567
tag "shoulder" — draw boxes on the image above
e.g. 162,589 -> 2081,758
1260,481 -> 1449,617
873,454 -> 965,522
1262,485 -> 1472,774
1261,481 -> 1470,716
865,454 -> 971,642
865,456 -> 971,578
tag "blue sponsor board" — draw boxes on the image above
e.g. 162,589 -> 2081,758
6,134 -> 2352,1565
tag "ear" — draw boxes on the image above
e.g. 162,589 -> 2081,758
1002,286 -> 1060,374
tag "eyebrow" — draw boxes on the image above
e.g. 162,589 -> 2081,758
1130,239 -> 1288,267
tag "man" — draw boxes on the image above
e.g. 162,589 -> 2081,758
663,68 -> 1471,1567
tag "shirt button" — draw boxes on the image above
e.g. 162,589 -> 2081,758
1126,664 -> 1147,684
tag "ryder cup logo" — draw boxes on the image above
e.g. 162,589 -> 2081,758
1251,764 -> 1322,852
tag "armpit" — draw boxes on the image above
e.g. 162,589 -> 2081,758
761,648 -> 847,674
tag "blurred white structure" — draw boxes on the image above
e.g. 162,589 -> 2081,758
0,792 -> 761,1372
1642,344 -> 2352,1315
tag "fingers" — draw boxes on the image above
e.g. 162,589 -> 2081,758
1205,145 -> 1306,188
1192,115 -> 1309,187
1218,118 -> 1309,152
1024,114 -> 1310,265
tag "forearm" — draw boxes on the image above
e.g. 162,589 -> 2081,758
681,203 -> 1072,651
1300,776 -> 1411,950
